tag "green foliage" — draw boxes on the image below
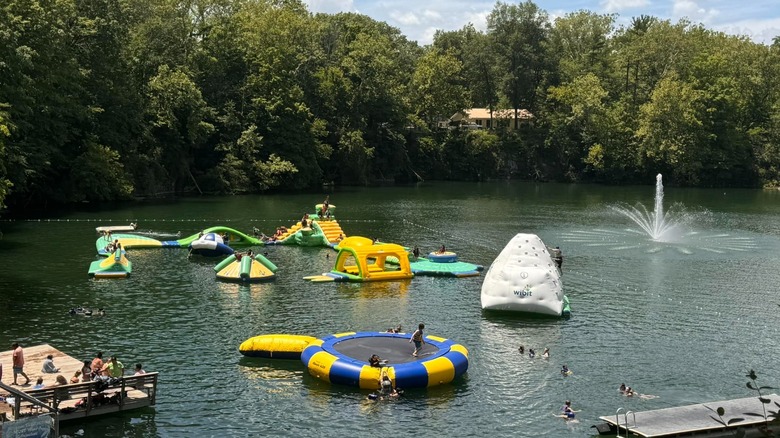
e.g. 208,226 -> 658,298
2,0 -> 780,212
0,110 -> 12,208
707,370 -> 780,437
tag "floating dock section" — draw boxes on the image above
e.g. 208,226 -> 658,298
596,394 -> 780,437
0,344 -> 158,433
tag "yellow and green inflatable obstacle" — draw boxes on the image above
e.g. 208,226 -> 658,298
214,253 -> 278,282
88,248 -> 132,278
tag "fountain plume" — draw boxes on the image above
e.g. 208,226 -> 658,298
611,174 -> 686,242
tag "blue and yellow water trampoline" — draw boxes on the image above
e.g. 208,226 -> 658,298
301,332 -> 468,389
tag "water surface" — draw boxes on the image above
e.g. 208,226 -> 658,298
1,182 -> 779,437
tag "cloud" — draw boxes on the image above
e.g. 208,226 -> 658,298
304,0 -> 356,15
714,17 -> 780,45
600,0 -> 650,13
390,10 -> 422,26
671,0 -> 719,23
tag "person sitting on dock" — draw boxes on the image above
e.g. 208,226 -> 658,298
91,352 -> 105,375
102,356 -> 124,378
81,360 -> 92,381
134,363 -> 146,375
41,354 -> 60,373
32,377 -> 45,389
70,370 -> 82,384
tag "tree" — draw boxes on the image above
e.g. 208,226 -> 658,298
636,74 -> 708,184
144,65 -> 215,192
488,1 -> 550,120
410,48 -> 469,129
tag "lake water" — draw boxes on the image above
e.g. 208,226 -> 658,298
1,181 -> 780,437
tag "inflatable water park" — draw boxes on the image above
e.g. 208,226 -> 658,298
86,200 -> 486,286
480,233 -> 570,317
303,236 -> 483,282
239,332 -> 469,389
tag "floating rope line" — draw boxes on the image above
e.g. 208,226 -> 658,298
1,218 -> 396,224
401,219 -> 502,253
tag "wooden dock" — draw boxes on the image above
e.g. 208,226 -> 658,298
1,344 -> 158,434
598,393 -> 780,437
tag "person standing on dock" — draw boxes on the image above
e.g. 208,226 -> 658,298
11,343 -> 30,385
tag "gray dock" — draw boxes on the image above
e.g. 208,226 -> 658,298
599,393 -> 780,437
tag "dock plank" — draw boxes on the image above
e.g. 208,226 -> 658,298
600,394 -> 780,437
0,344 -> 87,389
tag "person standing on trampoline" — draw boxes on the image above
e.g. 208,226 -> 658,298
410,323 -> 425,357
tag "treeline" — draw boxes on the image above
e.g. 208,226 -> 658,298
1,0 -> 779,210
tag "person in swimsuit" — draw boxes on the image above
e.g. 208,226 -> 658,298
410,323 -> 425,357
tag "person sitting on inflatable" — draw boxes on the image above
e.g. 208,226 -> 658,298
368,354 -> 382,367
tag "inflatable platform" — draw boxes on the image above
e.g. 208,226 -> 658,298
304,236 -> 413,282
409,257 -> 483,277
189,233 -> 234,257
214,253 -> 278,282
88,248 -> 132,278
94,226 -> 262,252
302,332 -> 468,389
239,334 -> 317,359
96,223 -> 137,234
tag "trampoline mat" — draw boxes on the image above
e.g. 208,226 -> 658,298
332,336 -> 441,365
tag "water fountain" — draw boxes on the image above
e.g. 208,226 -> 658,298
610,174 -> 687,242
562,173 -> 758,255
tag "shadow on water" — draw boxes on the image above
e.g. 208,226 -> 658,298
59,409 -> 159,438
481,309 -> 567,325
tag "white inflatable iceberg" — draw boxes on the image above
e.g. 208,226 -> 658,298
480,233 -> 569,316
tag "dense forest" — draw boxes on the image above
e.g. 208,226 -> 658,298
1,0 -> 779,211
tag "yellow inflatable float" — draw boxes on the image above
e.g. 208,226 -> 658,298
239,334 -> 317,359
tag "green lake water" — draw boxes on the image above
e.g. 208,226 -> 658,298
1,181 -> 780,437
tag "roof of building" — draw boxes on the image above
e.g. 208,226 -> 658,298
451,108 -> 534,121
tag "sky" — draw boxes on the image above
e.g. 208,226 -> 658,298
302,0 -> 780,46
